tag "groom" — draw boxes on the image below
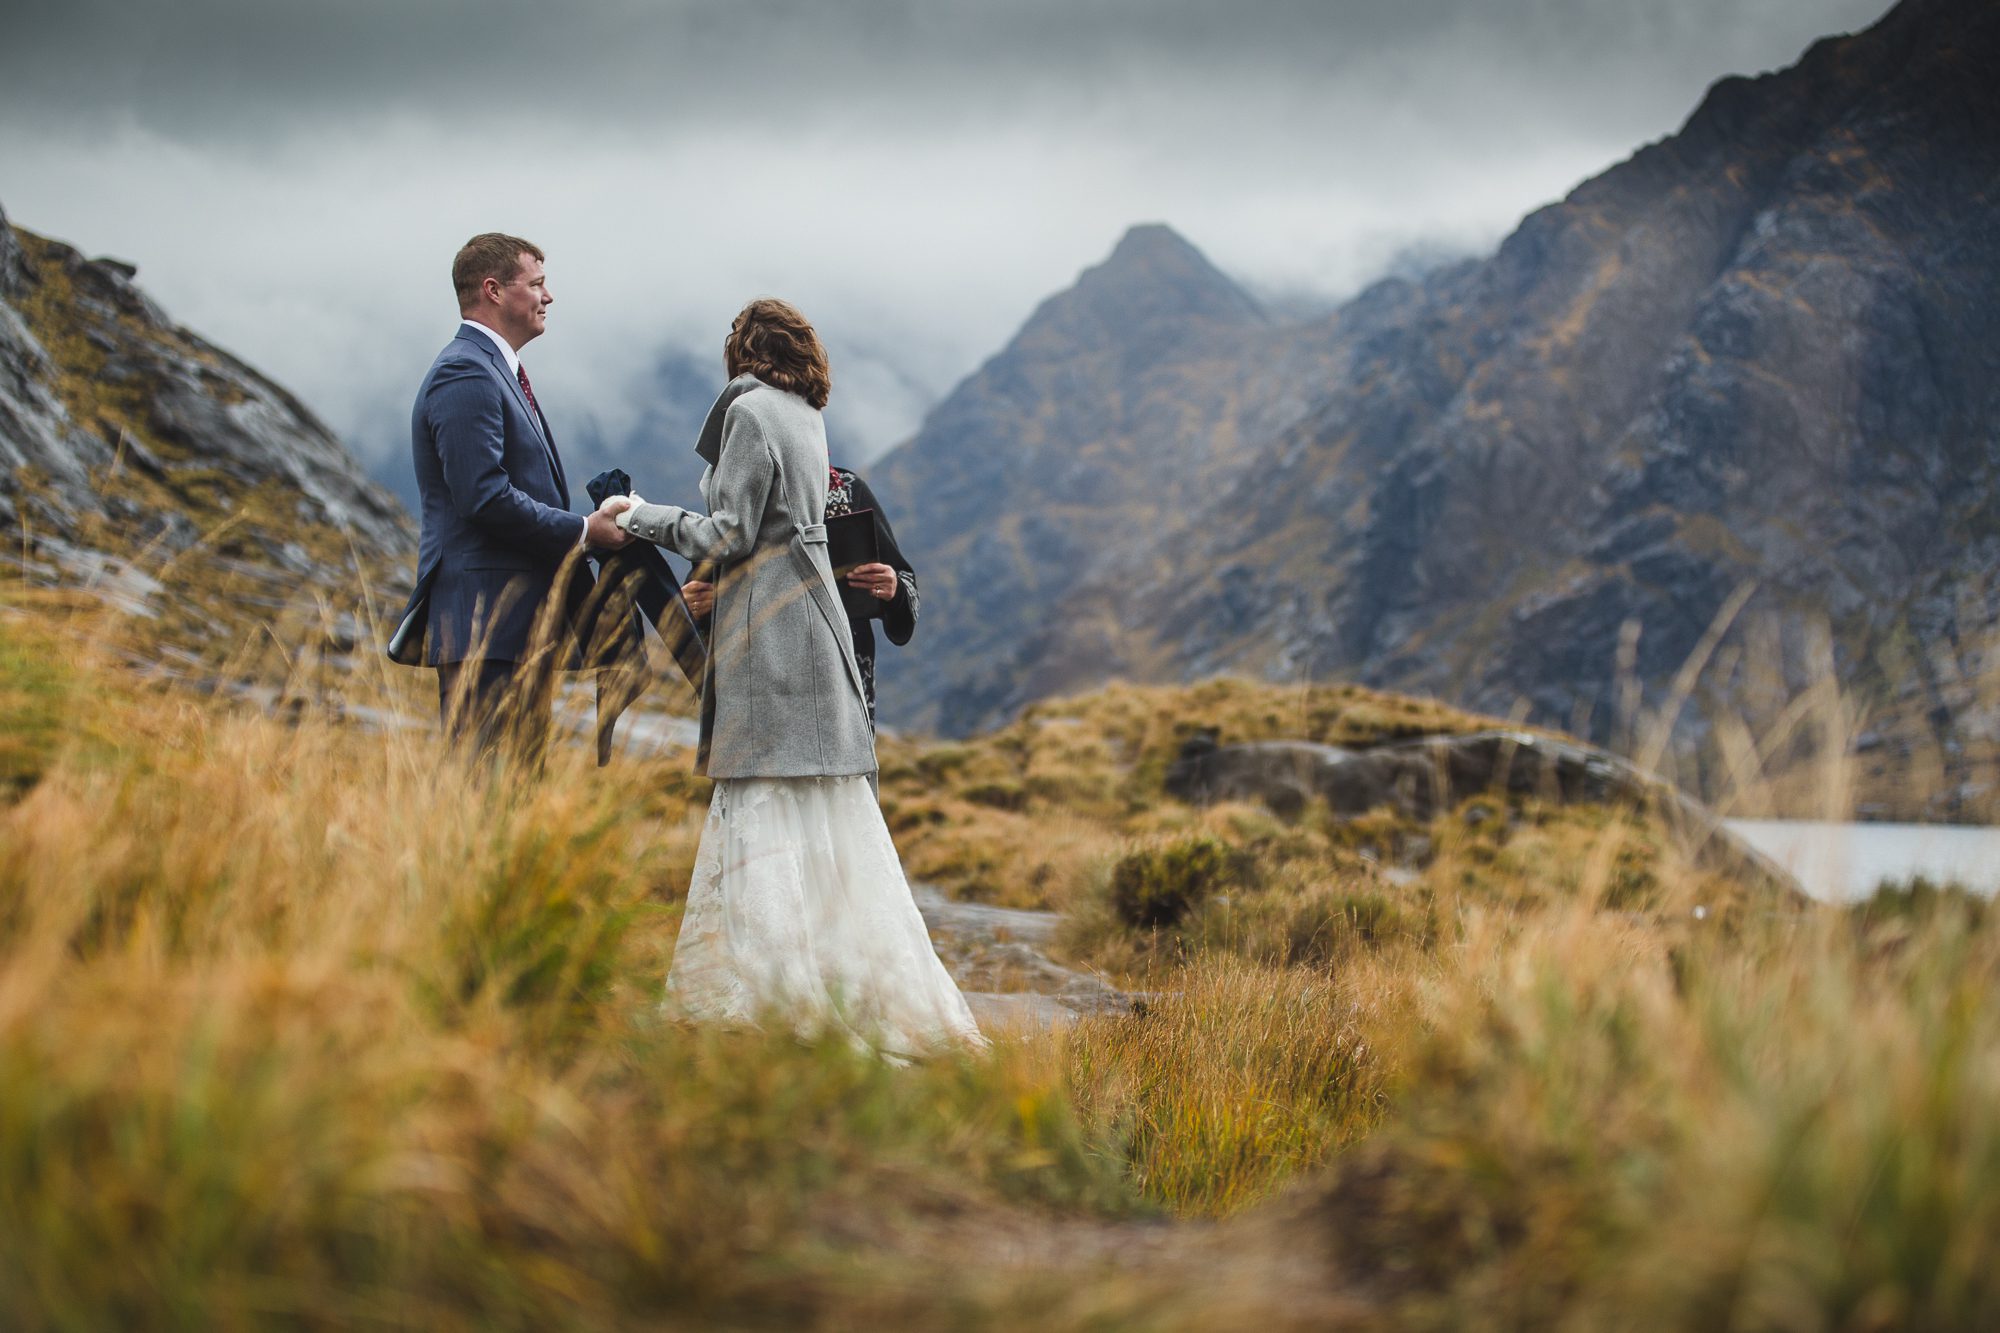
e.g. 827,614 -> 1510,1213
388,232 -> 630,757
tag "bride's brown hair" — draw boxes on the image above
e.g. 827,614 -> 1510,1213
723,298 -> 832,409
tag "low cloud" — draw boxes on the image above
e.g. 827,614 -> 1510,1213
0,0 -> 1892,492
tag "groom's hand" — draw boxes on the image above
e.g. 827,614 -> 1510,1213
584,509 -> 631,549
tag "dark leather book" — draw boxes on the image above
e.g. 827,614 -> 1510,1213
826,508 -> 880,620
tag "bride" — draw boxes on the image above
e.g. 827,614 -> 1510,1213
599,298 -> 986,1058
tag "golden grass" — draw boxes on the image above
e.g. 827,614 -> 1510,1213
1303,898 -> 2000,1327
0,606 -> 1144,1330
3,593 -> 1998,1327
1066,954 -> 1401,1216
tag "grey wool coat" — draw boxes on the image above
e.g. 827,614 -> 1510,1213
617,374 -> 877,780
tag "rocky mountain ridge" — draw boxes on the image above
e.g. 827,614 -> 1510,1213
870,222 -> 1354,734
871,0 -> 2000,817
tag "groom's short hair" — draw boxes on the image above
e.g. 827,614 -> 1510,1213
453,233 -> 544,311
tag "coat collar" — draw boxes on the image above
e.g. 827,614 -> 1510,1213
695,373 -> 769,466
457,318 -> 520,375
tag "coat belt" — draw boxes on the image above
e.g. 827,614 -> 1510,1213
798,523 -> 827,544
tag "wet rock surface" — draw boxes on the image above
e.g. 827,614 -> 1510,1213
1166,729 -> 1673,821
913,885 -> 1135,1031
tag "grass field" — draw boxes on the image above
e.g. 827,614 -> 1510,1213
2,592 -> 1997,1329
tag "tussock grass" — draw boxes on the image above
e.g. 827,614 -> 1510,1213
0,608 -> 71,796
0,607 -> 1138,1329
1304,899 -> 2000,1327
3,593 -> 1998,1326
1066,954 -> 1399,1216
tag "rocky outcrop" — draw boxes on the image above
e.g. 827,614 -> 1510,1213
0,206 -> 27,297
0,200 -> 413,624
1164,730 -> 1803,896
913,885 -> 1134,1026
1164,731 -> 1655,822
0,203 -> 110,530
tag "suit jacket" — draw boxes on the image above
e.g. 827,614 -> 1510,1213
389,324 -> 589,667
617,374 -> 877,780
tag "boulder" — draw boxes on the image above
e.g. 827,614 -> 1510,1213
1165,729 -> 1804,897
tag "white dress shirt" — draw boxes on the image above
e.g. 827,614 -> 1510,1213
460,317 -> 520,376
459,319 -> 587,547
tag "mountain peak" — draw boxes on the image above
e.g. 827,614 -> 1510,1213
1080,222 -> 1265,328
997,223 -> 1264,367
1105,221 -> 1201,263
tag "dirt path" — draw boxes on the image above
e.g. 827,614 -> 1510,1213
913,884 -> 1134,1033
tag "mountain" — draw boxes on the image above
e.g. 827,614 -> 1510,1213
1,200 -> 413,656
869,0 -> 2000,817
869,223 -> 1353,734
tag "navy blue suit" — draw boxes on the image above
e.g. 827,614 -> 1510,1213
389,324 -> 587,670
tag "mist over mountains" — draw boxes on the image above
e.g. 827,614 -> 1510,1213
869,0 -> 1999,812
5,0 -> 1891,535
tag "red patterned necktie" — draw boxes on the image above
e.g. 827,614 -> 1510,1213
516,364 -> 542,420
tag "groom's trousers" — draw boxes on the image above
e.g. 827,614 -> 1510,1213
436,659 -> 553,767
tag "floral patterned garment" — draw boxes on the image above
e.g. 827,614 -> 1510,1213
827,465 -> 919,724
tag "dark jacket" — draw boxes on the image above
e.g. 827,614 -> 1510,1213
833,467 -> 917,669
389,324 -> 588,667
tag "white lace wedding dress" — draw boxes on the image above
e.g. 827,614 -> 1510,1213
665,773 -> 988,1058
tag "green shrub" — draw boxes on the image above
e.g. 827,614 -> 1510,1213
961,780 -> 1028,811
1186,877 -> 1431,967
1110,834 -> 1244,929
1853,874 -> 1989,930
1332,890 -> 1409,949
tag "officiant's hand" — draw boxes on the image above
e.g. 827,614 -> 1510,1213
681,579 -> 714,618
847,561 -> 898,601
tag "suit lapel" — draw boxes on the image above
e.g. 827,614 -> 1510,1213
458,329 -> 568,500
539,407 -> 570,503
457,329 -> 543,440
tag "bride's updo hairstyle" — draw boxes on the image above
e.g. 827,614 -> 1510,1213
724,298 -> 832,409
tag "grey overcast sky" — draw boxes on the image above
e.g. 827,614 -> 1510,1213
0,0 -> 1895,484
